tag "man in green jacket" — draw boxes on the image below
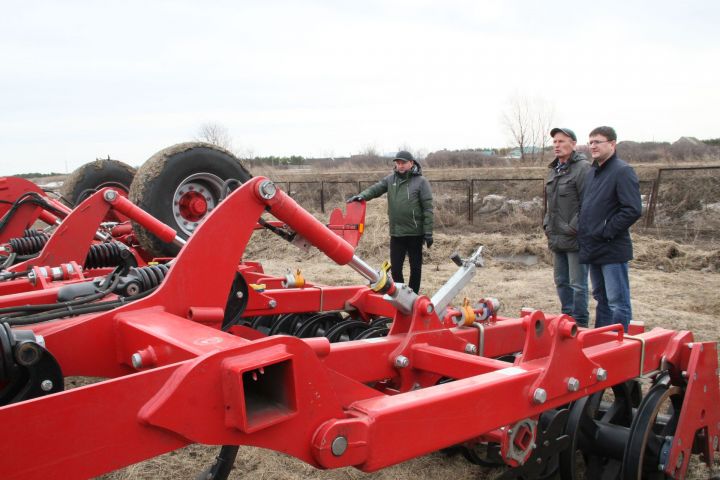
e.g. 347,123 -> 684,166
347,150 -> 434,293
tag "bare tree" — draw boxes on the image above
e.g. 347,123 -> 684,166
502,95 -> 555,163
196,122 -> 233,150
531,97 -> 556,164
503,96 -> 531,161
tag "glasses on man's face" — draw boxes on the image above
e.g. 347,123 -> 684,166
588,140 -> 612,146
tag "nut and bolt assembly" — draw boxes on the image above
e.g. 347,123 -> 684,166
331,436 -> 348,456
532,388 -> 547,404
40,380 -> 54,392
394,355 -> 409,369
131,353 -> 143,369
567,377 -> 580,392
103,190 -> 118,202
258,181 -> 277,199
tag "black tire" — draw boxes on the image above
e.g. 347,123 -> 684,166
62,159 -> 136,208
128,142 -> 252,258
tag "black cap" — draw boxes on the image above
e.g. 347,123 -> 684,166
394,150 -> 414,162
550,127 -> 577,141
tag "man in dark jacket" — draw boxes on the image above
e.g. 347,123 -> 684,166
544,127 -> 591,327
578,126 -> 642,331
347,150 -> 433,293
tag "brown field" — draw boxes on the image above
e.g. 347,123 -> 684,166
98,197 -> 720,479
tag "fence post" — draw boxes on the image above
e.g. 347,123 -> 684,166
320,181 -> 325,213
644,169 -> 662,227
467,180 -> 472,223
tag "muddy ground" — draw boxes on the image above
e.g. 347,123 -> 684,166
100,222 -> 720,479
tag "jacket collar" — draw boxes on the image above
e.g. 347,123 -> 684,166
592,152 -> 618,170
548,150 -> 583,169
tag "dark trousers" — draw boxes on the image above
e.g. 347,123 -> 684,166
390,235 -> 424,294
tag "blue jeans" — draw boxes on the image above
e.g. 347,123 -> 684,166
553,251 -> 589,327
589,262 -> 632,331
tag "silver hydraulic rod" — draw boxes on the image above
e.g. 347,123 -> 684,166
431,246 -> 484,314
172,235 -> 187,248
348,255 -> 380,284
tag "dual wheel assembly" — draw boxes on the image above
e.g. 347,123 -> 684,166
63,142 -> 251,257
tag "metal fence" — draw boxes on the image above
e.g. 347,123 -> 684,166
642,166 -> 720,240
279,167 -> 720,238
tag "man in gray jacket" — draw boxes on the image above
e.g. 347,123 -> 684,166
544,128 -> 591,326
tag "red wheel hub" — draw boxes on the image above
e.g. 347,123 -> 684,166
177,191 -> 208,221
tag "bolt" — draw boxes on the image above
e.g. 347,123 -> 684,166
536,457 -> 542,464
126,283 -> 141,296
567,377 -> 580,392
103,190 -> 118,202
258,181 -> 277,199
532,388 -> 547,404
131,352 -> 143,369
465,344 -> 478,354
394,355 -> 409,368
331,436 -> 348,456
235,291 -> 244,299
426,303 -> 434,314
596,368 -> 608,382
713,436 -> 718,449
694,372 -> 698,381
40,379 -> 53,392
268,299 -> 277,308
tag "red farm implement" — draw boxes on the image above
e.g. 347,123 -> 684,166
0,149 -> 718,479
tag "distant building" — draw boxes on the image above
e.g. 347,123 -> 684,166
505,146 -> 543,159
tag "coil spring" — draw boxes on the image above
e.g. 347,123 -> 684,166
23,228 -> 44,237
131,264 -> 170,291
9,233 -> 50,255
85,242 -> 125,269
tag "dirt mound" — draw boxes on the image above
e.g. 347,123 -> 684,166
632,235 -> 720,272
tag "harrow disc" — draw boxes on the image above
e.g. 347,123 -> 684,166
559,381 -> 641,479
621,376 -> 683,479
268,313 -> 309,336
294,312 -> 345,338
323,319 -> 370,342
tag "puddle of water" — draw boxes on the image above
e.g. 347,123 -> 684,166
493,254 -> 539,266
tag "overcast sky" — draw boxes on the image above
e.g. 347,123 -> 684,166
1,0 -> 718,175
